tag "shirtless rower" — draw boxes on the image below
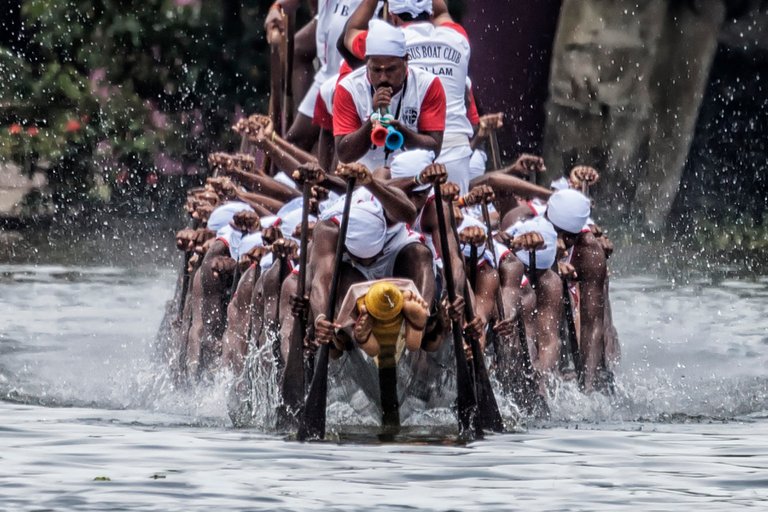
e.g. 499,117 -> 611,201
309,162 -> 442,354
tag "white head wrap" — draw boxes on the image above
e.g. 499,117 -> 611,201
274,171 -> 297,190
345,201 -> 388,259
365,19 -> 407,58
507,216 -> 558,270
238,232 -> 264,261
279,207 -> 317,241
550,177 -> 570,191
318,191 -> 340,215
546,189 -> 591,234
216,224 -> 243,260
390,149 -> 434,191
207,201 -> 254,233
388,0 -> 433,17
277,196 -> 303,219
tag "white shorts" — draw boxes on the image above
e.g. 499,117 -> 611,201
436,143 -> 473,195
297,79 -> 323,118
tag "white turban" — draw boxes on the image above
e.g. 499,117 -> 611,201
279,207 -> 317,241
390,149 -> 435,191
274,171 -> 297,189
207,201 -> 254,233
216,224 -> 243,260
546,189 -> 591,234
345,201 -> 388,259
388,0 -> 433,17
238,232 -> 264,261
365,19 -> 407,58
507,216 -> 558,270
550,177 -> 570,191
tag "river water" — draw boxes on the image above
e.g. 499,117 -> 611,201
1,252 -> 767,510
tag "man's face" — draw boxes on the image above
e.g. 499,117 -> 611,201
366,56 -> 408,93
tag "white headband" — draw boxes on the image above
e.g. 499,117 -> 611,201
388,0 -> 433,17
207,201 -> 254,233
366,19 -> 407,58
345,201 -> 388,259
390,149 -> 435,191
546,189 -> 591,234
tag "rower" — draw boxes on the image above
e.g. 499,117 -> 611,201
309,163 -> 441,354
263,0 -> 380,150
334,279 -> 430,427
545,189 -> 611,392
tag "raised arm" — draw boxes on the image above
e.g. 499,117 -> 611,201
336,163 -> 417,225
343,0 -> 380,54
431,0 -> 453,24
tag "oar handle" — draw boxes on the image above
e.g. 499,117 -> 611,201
297,177 -> 356,441
433,183 -> 478,437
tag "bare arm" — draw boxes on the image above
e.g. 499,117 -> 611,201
573,235 -> 607,391
308,220 -> 339,322
226,167 -> 301,202
366,177 -> 417,225
343,0 -> 379,53
234,189 -> 284,214
335,121 -> 374,163
431,0 -> 453,24
272,133 -> 319,165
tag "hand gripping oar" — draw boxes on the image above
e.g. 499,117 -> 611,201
297,177 -> 356,441
433,184 -> 478,437
481,203 -> 541,415
280,179 -> 312,421
453,212 -> 503,433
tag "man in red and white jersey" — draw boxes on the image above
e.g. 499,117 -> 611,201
333,19 -> 446,169
265,0 -> 380,150
344,0 -> 475,192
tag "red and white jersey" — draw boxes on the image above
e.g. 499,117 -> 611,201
333,65 -> 446,169
313,73 -> 340,131
402,22 -> 472,138
316,1 -> 383,83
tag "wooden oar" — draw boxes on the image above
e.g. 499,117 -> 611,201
562,275 -> 584,388
282,9 -> 296,134
481,203 -> 542,415
265,24 -> 284,174
433,184 -> 478,437
488,128 -> 502,171
451,209 -> 503,433
279,179 -> 312,422
297,177 -> 356,441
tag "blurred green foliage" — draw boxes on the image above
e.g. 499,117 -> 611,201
0,0 -> 272,213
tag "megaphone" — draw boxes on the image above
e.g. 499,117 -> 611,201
384,126 -> 404,151
371,122 -> 389,147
